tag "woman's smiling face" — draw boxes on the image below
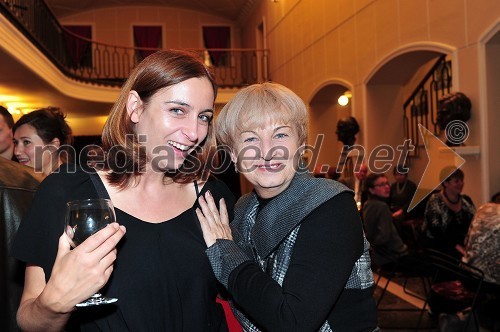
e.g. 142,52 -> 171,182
232,118 -> 302,199
14,124 -> 57,173
130,77 -> 214,171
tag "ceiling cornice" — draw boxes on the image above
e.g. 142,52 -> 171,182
0,14 -> 119,103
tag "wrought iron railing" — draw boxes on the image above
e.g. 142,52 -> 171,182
403,55 -> 452,157
0,0 -> 270,87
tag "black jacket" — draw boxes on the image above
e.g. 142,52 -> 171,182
0,158 -> 41,331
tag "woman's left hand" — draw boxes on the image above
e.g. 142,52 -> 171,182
196,191 -> 232,247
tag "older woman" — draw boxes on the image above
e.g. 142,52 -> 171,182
423,168 -> 475,258
196,82 -> 377,331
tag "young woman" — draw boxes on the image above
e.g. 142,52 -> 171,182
13,107 -> 73,177
12,50 -> 235,331
196,82 -> 378,331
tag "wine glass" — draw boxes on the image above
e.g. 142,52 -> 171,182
65,198 -> 118,307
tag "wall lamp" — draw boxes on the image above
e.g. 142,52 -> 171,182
338,91 -> 352,106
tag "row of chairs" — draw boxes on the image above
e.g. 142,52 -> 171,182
373,248 -> 488,331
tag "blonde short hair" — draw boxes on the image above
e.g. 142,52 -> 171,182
216,82 -> 307,149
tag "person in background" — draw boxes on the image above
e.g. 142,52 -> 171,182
491,191 -> 500,204
196,82 -> 377,331
389,165 -> 421,248
447,198 -> 500,332
11,50 -> 235,331
462,201 -> 500,286
422,168 -> 475,258
362,173 -> 409,269
390,164 -> 417,221
0,158 -> 42,331
339,162 -> 368,211
0,106 -> 15,160
13,107 -> 73,177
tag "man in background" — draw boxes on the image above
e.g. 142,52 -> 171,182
0,106 -> 15,160
362,172 -> 409,268
0,157 -> 42,331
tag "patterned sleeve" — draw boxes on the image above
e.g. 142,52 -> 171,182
423,193 -> 443,239
206,239 -> 252,288
202,178 -> 252,287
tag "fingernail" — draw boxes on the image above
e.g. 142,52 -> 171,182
120,225 -> 126,232
206,191 -> 212,197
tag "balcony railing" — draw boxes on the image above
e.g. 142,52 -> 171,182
0,0 -> 270,88
403,55 -> 452,157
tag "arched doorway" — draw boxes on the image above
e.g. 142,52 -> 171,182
364,49 -> 453,182
308,82 -> 353,176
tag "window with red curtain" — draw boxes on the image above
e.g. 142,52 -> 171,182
63,25 -> 92,68
202,26 -> 230,67
133,26 -> 162,61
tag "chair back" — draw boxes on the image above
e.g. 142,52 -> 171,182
425,249 -> 484,331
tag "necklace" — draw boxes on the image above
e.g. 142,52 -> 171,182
443,190 -> 460,204
396,181 -> 407,195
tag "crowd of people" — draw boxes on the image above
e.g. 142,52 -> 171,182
346,160 -> 499,329
0,50 -> 498,331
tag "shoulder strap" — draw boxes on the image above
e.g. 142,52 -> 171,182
194,180 -> 200,197
89,172 -> 110,199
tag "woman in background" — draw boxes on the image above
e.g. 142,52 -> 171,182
422,168 -> 475,258
13,107 -> 73,177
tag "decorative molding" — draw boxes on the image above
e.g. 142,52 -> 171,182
1,14 -> 236,106
0,13 -> 119,103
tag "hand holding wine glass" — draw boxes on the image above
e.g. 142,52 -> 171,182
65,198 -> 120,307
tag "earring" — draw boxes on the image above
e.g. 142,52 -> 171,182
299,158 -> 307,169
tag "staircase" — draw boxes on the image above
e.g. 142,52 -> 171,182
403,55 -> 452,157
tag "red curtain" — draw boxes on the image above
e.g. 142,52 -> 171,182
202,26 -> 230,66
133,26 -> 162,60
63,25 -> 92,68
